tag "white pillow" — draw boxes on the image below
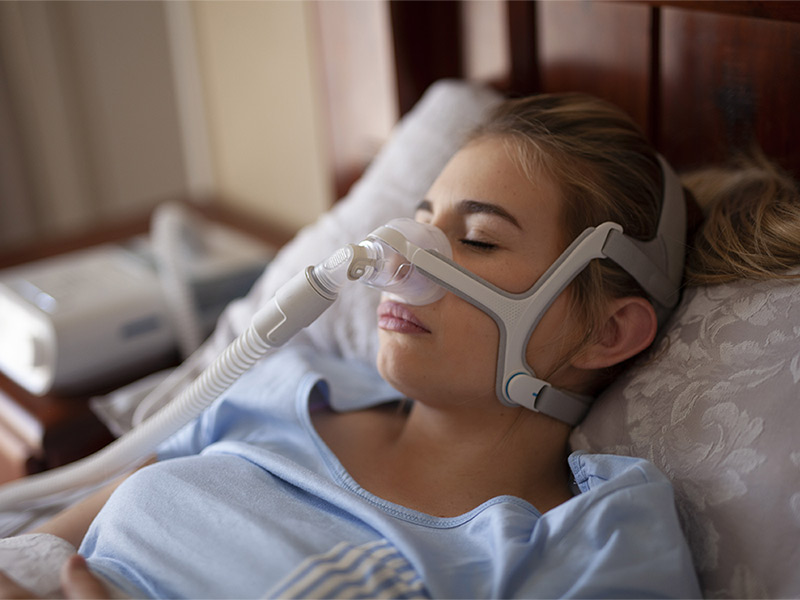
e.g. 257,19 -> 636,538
571,274 -> 800,598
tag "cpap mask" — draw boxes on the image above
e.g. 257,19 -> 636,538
0,155 -> 684,512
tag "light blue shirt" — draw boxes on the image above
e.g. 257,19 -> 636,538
80,347 -> 701,599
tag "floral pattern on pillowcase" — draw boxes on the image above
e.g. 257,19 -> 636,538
571,275 -> 800,599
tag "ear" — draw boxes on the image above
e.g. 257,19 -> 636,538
572,296 -> 658,370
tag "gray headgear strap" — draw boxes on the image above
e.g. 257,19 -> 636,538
602,155 -> 687,325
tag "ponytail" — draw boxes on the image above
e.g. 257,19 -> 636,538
683,150 -> 800,286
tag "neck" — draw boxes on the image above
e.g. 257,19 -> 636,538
385,400 -> 574,515
314,392 -> 576,517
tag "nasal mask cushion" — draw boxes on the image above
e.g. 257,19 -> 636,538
365,154 -> 686,426
360,220 -> 451,305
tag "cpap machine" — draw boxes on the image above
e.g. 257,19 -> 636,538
0,204 -> 274,396
0,156 -> 685,511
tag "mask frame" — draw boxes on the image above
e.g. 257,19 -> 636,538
369,155 -> 686,425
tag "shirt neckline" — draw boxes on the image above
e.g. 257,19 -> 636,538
296,373 -> 544,528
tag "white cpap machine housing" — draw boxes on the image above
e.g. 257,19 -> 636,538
0,207 -> 274,396
0,245 -> 177,396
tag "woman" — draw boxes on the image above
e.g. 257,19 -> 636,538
7,92 -> 797,598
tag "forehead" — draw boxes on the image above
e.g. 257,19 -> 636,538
428,136 -> 563,227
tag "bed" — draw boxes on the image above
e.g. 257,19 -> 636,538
3,1 -> 800,597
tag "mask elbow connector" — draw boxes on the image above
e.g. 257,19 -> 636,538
310,245 -> 361,298
309,242 -> 385,297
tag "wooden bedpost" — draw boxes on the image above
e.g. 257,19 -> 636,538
389,0 -> 464,116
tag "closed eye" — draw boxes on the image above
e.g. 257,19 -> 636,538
460,239 -> 497,251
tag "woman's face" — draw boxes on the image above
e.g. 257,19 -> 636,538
376,136 -> 579,411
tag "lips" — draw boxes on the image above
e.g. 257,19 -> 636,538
377,300 -> 430,334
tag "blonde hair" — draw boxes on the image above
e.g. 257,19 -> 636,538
683,149 -> 800,285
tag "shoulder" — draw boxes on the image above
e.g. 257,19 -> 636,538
527,451 -> 702,598
158,347 -> 398,459
237,345 -> 398,412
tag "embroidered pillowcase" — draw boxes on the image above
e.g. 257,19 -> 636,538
571,275 -> 800,598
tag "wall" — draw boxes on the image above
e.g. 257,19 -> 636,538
0,1 -> 186,250
313,0 -> 398,198
0,1 -> 337,254
191,1 -> 333,231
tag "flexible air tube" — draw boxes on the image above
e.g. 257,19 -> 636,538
0,319 -> 267,510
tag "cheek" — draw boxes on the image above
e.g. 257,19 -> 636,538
435,294 -> 501,361
524,293 -> 577,378
376,296 -> 501,397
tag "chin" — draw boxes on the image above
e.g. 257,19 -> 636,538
376,346 -> 411,389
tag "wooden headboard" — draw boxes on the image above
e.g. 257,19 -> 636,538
388,0 -> 800,177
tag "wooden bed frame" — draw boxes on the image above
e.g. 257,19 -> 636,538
386,0 -> 800,178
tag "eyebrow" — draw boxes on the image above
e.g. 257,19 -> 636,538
416,199 -> 522,229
